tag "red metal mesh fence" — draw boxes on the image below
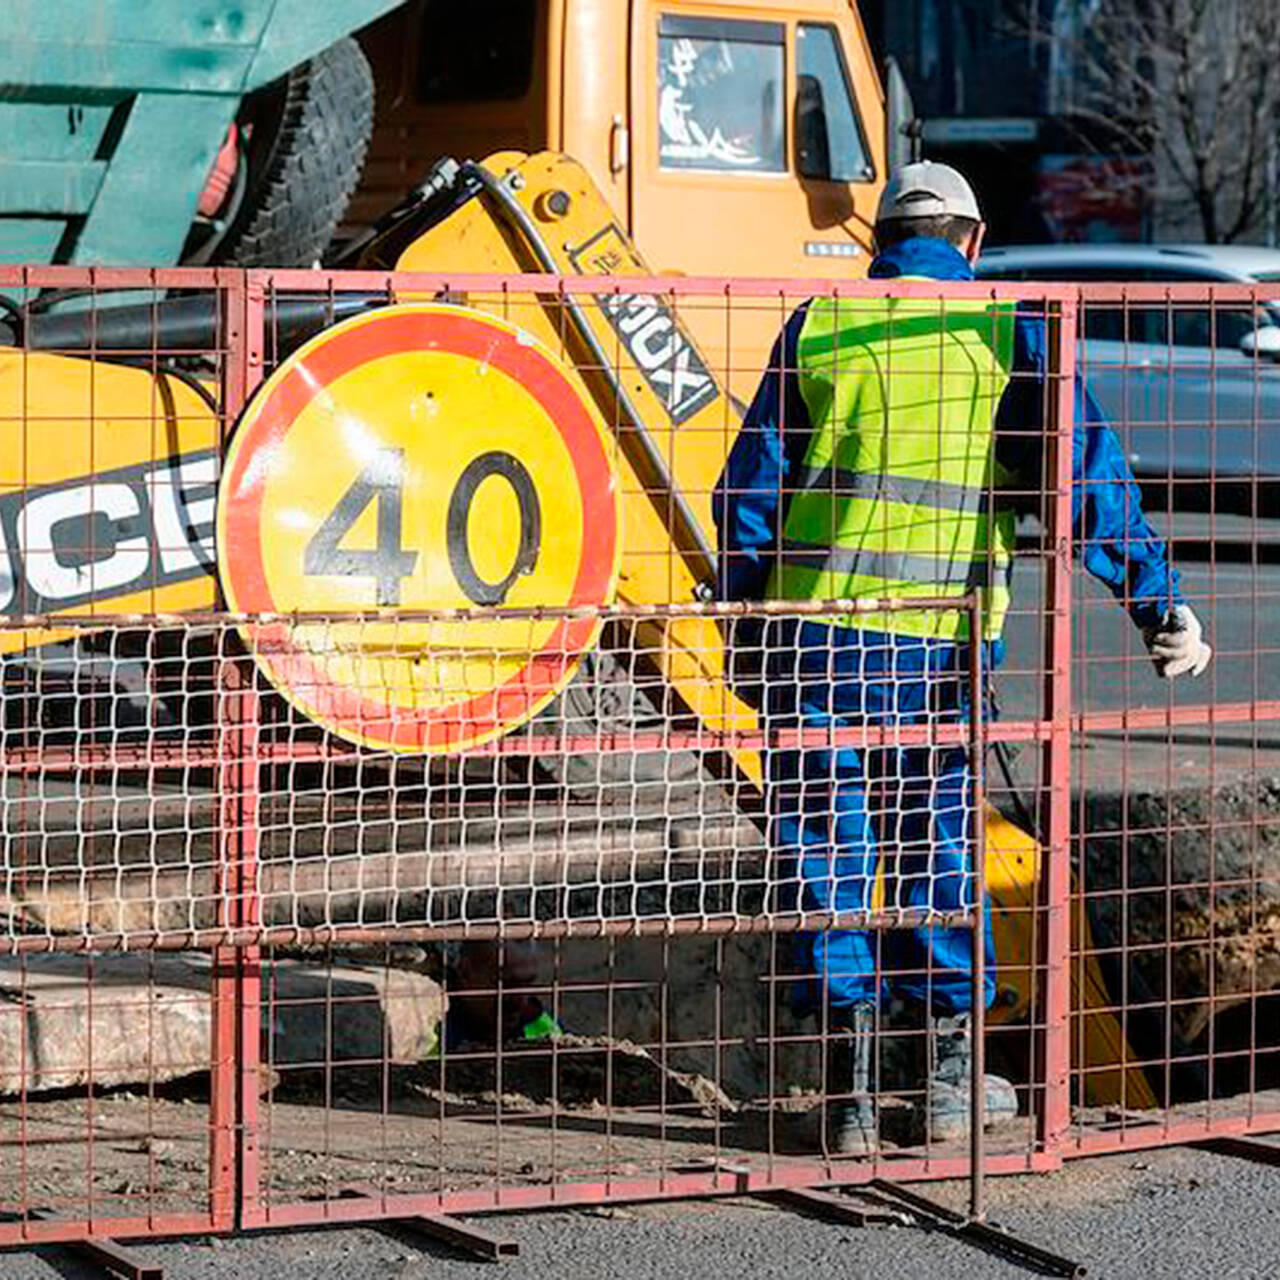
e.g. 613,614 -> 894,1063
1064,284 -> 1280,1154
0,267 -> 1272,1253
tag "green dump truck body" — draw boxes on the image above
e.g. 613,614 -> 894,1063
0,0 -> 401,265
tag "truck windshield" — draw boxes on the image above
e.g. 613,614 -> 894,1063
657,15 -> 785,174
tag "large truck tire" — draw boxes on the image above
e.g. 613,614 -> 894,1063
220,37 -> 375,268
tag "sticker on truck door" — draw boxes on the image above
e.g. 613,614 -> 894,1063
568,224 -> 718,425
656,18 -> 786,173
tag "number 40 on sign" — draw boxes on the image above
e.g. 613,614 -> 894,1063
217,304 -> 620,753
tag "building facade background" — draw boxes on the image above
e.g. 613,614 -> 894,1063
865,0 -> 1280,247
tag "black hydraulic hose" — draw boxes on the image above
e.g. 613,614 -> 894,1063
23,293 -> 385,355
459,159 -> 718,596
328,156 -> 477,269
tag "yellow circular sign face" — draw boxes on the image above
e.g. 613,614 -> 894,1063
217,304 -> 621,753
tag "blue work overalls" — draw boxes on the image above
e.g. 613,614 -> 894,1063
713,236 -> 1182,1015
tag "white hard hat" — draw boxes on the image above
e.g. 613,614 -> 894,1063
876,161 -> 981,223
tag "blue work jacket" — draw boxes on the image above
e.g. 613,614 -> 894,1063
712,236 -> 1182,683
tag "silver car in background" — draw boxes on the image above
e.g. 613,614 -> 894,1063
976,244 -> 1280,515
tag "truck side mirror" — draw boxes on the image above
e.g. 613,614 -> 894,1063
885,56 -> 921,167
796,73 -> 832,181
1239,327 -> 1280,360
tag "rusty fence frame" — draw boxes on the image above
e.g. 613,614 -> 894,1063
231,268 -> 1075,1228
3,266 -> 1273,1256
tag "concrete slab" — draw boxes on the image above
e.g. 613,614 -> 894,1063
0,953 -> 445,1095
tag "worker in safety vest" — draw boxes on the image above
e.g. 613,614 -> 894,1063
713,161 -> 1211,1153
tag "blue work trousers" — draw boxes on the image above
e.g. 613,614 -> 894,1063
763,621 -> 996,1016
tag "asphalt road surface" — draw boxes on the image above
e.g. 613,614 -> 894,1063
989,514 -> 1280,788
999,514 -> 1278,721
6,1141 -> 1280,1279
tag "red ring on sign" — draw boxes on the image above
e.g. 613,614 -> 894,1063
220,306 -> 618,751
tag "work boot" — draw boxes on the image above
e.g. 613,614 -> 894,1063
825,1002 -> 879,1155
921,1012 -> 1018,1142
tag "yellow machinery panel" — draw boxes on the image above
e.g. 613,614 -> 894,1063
386,150 -> 762,784
0,350 -> 219,653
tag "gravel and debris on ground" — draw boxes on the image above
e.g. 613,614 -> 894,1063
5,1140 -> 1280,1278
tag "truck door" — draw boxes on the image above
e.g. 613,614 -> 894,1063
628,1 -> 885,396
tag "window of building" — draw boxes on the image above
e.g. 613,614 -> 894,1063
418,0 -> 538,103
657,15 -> 785,173
796,24 -> 873,182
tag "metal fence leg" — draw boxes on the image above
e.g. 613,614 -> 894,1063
339,1191 -> 519,1261
25,1214 -> 164,1280
871,1180 -> 1086,1278
968,596 -> 988,1221
61,1238 -> 164,1280
768,1187 -> 910,1227
380,1214 -> 520,1262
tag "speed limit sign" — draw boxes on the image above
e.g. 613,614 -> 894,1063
217,303 -> 620,753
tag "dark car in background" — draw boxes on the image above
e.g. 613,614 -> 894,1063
976,244 -> 1280,515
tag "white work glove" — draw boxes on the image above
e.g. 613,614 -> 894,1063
1143,604 -> 1212,679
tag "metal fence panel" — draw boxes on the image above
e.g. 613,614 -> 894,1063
1065,283 -> 1280,1154
0,267 -> 1093,1247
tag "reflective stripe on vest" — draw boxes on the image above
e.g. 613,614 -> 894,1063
766,290 -> 1017,641
777,539 -> 999,589
791,465 -> 992,516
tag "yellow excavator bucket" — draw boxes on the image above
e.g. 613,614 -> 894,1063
985,806 -> 1156,1108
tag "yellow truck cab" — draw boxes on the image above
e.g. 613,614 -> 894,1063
354,1 -> 886,384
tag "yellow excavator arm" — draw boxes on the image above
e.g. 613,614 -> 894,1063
378,150 -> 761,784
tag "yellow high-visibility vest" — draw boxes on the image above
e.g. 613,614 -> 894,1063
766,291 -> 1018,641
